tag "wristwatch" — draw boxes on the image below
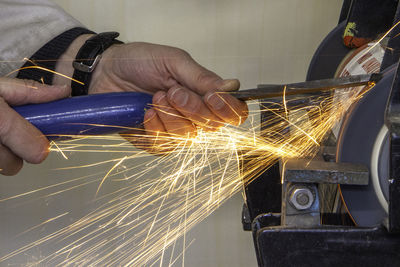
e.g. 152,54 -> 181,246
72,32 -> 123,96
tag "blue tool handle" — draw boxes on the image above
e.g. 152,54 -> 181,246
13,92 -> 153,139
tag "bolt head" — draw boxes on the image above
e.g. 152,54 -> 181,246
289,187 -> 314,210
296,192 -> 310,206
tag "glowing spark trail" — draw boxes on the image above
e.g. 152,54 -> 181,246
0,81 -> 376,266
96,156 -> 127,196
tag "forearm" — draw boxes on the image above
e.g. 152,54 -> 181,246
0,0 -> 84,77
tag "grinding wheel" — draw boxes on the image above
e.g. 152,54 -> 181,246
337,68 -> 394,226
307,21 -> 395,226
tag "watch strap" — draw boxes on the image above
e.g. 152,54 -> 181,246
17,27 -> 95,84
72,32 -> 123,96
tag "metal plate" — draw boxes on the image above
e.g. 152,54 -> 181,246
337,68 -> 395,226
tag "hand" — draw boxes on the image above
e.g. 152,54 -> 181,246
88,42 -> 248,137
0,78 -> 70,175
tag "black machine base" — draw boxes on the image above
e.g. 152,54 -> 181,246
253,214 -> 400,267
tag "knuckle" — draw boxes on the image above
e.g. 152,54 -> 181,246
196,72 -> 209,83
196,72 -> 219,88
153,91 -> 167,104
173,47 -> 191,58
0,98 -> 12,138
188,98 -> 202,115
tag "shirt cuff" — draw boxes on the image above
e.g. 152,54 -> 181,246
17,27 -> 95,84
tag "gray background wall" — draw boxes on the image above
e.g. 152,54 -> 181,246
0,1 -> 342,266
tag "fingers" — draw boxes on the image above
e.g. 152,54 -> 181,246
0,98 -> 50,165
0,78 -> 68,175
152,91 -> 196,136
143,109 -> 172,153
144,108 -> 166,134
0,144 -> 23,176
146,87 -> 248,142
166,49 -> 247,125
167,85 -> 248,127
167,86 -> 223,130
121,109 -> 171,154
0,77 -> 70,105
204,91 -> 249,125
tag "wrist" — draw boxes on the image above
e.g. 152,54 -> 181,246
87,43 -> 122,94
69,32 -> 123,96
53,34 -> 95,87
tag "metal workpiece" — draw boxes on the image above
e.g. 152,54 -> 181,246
229,73 -> 382,101
281,183 -> 320,227
281,159 -> 369,185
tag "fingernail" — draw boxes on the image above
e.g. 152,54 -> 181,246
170,88 -> 189,107
206,93 -> 225,110
219,79 -> 240,91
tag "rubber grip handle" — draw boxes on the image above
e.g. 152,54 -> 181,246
13,92 -> 153,139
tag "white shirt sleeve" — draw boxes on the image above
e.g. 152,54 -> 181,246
0,0 -> 84,77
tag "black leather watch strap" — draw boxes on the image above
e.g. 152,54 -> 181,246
72,32 -> 123,96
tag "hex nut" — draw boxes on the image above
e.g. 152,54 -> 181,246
289,187 -> 314,210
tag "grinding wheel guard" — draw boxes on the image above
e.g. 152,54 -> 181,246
13,92 -> 153,139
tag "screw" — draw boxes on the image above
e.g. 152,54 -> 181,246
289,187 -> 314,210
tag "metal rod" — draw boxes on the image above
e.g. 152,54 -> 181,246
228,73 -> 382,101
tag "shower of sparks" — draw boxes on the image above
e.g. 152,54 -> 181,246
0,81 -> 374,266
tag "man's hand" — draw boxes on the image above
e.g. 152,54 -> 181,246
88,42 -> 248,137
54,38 -> 248,148
0,78 -> 70,175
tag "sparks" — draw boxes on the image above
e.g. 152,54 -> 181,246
0,81 -> 376,266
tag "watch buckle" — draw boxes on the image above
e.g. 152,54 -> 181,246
73,54 -> 102,73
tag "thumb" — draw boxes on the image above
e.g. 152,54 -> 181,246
217,79 -> 240,92
0,77 -> 71,106
171,51 -> 240,95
